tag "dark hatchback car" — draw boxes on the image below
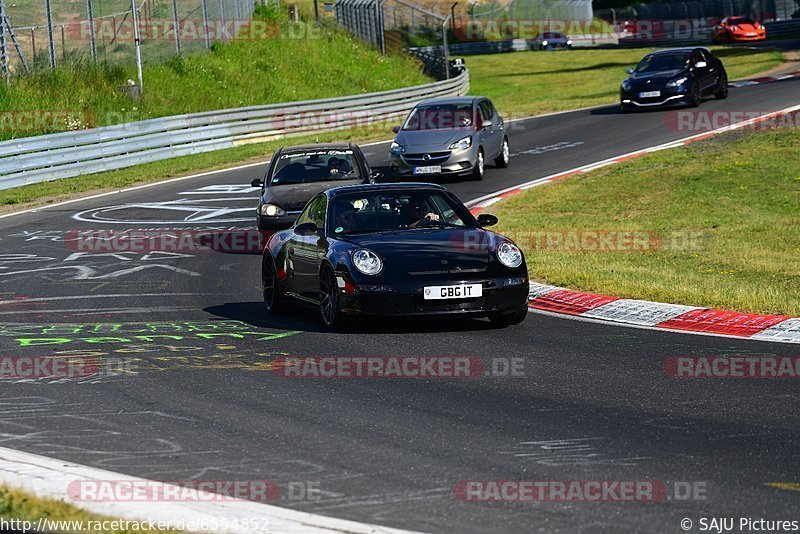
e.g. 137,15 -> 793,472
261,183 -> 529,329
251,143 -> 381,230
620,47 -> 728,110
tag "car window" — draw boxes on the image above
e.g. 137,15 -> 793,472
269,149 -> 361,185
729,17 -> 754,24
328,191 -> 474,236
403,104 -> 475,131
296,195 -> 327,229
478,101 -> 492,121
692,50 -> 705,64
635,53 -> 691,72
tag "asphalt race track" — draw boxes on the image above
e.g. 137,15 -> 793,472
0,77 -> 798,533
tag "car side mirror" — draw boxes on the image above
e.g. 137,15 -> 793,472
695,61 -> 707,68
251,178 -> 264,188
370,171 -> 384,183
392,126 -> 401,134
476,213 -> 498,227
626,67 -> 634,74
482,119 -> 493,129
295,222 -> 321,236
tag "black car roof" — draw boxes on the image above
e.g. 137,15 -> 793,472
649,47 -> 710,55
326,183 -> 448,197
279,142 -> 356,153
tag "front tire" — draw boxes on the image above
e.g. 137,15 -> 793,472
715,73 -> 728,99
262,256 -> 285,314
494,137 -> 509,168
471,148 -> 485,181
489,308 -> 528,327
319,265 -> 343,329
689,81 -> 701,107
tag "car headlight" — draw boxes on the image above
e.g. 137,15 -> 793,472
496,242 -> 523,269
566,39 -> 573,45
621,79 -> 631,91
448,136 -> 472,150
261,204 -> 285,217
666,76 -> 688,88
390,141 -> 405,155
352,249 -> 383,275
541,40 -> 549,47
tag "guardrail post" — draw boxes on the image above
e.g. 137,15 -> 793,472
45,0 -> 56,68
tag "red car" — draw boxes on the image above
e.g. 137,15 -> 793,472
712,16 -> 766,43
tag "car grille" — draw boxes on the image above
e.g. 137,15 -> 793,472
402,152 -> 451,165
414,296 -> 487,312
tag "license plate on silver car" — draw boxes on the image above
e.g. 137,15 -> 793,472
424,284 -> 482,300
639,90 -> 661,98
413,165 -> 442,174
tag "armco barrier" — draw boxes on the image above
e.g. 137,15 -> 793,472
0,68 -> 469,190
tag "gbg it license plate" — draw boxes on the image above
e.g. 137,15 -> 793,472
639,90 -> 661,98
424,283 -> 482,300
413,165 -> 442,174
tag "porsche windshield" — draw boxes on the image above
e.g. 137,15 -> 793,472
329,192 -> 475,235
635,53 -> 690,73
269,150 -> 361,185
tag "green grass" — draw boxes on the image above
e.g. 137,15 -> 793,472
467,46 -> 784,117
0,484 -> 184,533
0,16 -> 429,139
490,128 -> 800,316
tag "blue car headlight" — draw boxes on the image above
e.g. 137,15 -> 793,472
666,76 -> 688,88
621,79 -> 631,91
352,249 -> 383,275
390,141 -> 405,155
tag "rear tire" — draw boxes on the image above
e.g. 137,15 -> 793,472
715,73 -> 729,99
494,138 -> 509,168
489,308 -> 528,327
471,148 -> 485,181
262,256 -> 285,314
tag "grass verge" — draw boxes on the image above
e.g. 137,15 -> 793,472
490,127 -> 800,316
467,46 -> 785,117
0,484 -> 184,533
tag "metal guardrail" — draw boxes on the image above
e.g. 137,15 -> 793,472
0,68 -> 469,190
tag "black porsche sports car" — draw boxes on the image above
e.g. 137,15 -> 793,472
261,183 -> 530,328
251,143 -> 381,230
620,47 -> 728,110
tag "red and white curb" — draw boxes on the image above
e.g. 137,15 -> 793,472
467,101 -> 800,345
0,447 -> 422,534
528,283 -> 800,344
728,70 -> 800,87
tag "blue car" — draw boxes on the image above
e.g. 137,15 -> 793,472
620,47 -> 728,111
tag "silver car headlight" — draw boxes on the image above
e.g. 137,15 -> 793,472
666,76 -> 688,88
497,242 -> 523,269
352,249 -> 383,275
448,136 -> 472,150
260,204 -> 285,216
390,141 -> 405,155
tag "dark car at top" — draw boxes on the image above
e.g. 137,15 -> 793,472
261,183 -> 529,328
620,47 -> 728,110
388,96 -> 509,181
250,143 -> 381,230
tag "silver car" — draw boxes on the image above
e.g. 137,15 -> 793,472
388,96 -> 509,181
